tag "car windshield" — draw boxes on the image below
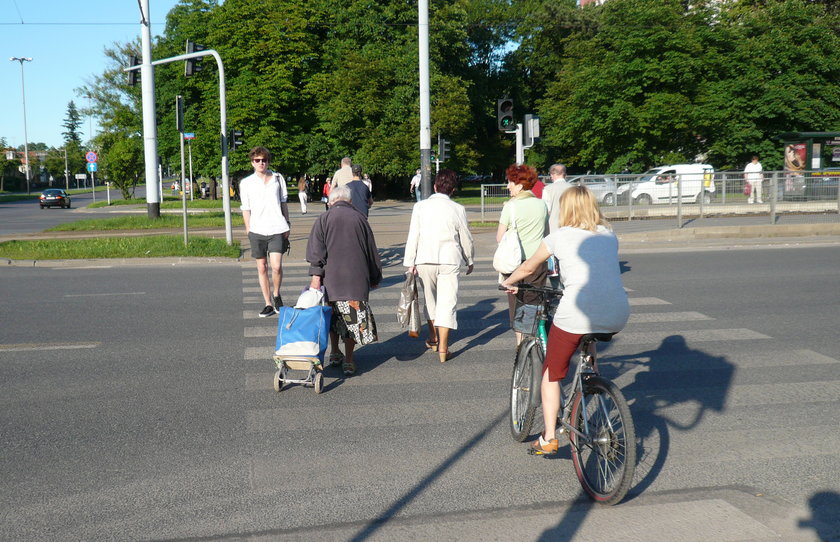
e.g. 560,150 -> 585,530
638,169 -> 662,183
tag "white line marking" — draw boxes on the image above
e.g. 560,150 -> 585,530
64,292 -> 146,297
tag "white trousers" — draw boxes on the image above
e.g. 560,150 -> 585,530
298,192 -> 308,213
748,180 -> 763,203
416,263 -> 461,330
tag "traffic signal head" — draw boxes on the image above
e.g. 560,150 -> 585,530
230,129 -> 244,151
439,138 -> 451,162
128,55 -> 140,87
497,98 -> 515,132
185,40 -> 206,77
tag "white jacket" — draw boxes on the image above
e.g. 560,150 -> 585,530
403,193 -> 474,267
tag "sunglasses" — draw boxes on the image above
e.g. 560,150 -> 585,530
252,158 -> 268,163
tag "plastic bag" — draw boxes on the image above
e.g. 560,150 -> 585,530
397,272 -> 421,337
743,183 -> 751,196
295,287 -> 324,309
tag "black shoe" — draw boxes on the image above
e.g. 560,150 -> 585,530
273,294 -> 283,311
259,305 -> 277,318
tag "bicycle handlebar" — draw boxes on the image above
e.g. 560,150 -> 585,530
498,284 -> 564,296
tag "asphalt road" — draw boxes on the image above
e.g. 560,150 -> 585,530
2,241 -> 839,541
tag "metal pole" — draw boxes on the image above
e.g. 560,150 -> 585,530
188,140 -> 194,201
138,0 -> 160,218
64,147 -> 69,190
91,169 -> 96,203
180,131 -> 188,246
418,0 -> 432,199
10,57 -> 32,194
515,123 -> 524,165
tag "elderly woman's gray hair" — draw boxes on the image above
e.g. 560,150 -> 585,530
329,184 -> 352,204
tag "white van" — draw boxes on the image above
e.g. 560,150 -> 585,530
617,164 -> 715,205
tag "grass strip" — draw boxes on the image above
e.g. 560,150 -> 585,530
0,235 -> 240,260
46,213 -> 243,232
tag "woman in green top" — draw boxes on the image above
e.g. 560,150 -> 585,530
496,164 -> 549,344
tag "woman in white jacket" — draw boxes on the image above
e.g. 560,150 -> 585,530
403,169 -> 474,362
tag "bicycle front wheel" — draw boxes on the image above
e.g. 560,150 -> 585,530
569,376 -> 636,505
510,339 -> 543,442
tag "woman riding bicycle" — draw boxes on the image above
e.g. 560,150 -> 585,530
501,185 -> 630,454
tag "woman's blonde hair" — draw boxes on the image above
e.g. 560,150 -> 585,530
558,185 -> 611,232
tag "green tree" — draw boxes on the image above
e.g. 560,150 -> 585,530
696,0 -> 840,169
62,101 -> 84,145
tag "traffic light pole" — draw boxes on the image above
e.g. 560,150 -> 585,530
515,123 -> 524,165
418,0 -> 432,199
126,48 -> 233,245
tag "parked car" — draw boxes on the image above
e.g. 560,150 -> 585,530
571,175 -> 619,206
39,189 -> 72,209
803,170 -> 840,200
617,164 -> 715,205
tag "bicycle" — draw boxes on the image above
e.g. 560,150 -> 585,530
504,284 -> 636,505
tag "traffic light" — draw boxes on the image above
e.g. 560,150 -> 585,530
439,138 -> 451,162
128,55 -> 140,87
497,98 -> 515,132
185,40 -> 205,77
229,129 -> 244,151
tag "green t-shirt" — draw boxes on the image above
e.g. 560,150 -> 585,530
499,191 -> 548,260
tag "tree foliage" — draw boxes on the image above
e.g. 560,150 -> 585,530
82,0 -> 840,189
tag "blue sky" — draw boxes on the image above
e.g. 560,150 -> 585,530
1,0 -> 180,150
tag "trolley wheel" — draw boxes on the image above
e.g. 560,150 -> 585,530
273,369 -> 283,392
313,371 -> 324,394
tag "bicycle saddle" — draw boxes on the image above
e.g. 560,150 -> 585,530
581,333 -> 615,343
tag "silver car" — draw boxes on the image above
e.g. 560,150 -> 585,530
570,175 -> 618,206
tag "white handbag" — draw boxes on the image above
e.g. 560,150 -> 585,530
493,202 -> 522,274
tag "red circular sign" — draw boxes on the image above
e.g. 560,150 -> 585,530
86,152 -> 98,163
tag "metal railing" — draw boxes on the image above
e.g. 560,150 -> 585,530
480,170 -> 840,229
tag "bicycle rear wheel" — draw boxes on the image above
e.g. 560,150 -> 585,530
510,339 -> 543,441
569,376 -> 636,505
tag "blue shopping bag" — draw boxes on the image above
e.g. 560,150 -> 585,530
275,305 -> 332,363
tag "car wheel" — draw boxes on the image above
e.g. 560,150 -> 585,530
602,193 -> 615,206
66,202 -> 71,209
40,205 -> 45,209
696,191 -> 712,205
636,194 -> 652,206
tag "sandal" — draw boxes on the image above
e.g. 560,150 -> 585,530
342,360 -> 356,376
438,350 -> 451,363
328,352 -> 345,368
529,436 -> 559,455
425,340 -> 438,352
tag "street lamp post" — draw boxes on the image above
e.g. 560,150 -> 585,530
9,57 -> 33,195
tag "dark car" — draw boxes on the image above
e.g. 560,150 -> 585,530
803,171 -> 840,201
39,189 -> 72,209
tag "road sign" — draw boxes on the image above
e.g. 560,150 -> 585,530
86,151 -> 98,163
75,174 -> 86,180
184,133 -> 196,140
87,162 -> 97,172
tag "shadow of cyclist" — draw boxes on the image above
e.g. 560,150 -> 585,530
601,334 -> 735,499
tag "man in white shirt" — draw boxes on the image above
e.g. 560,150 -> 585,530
330,156 -> 353,189
744,155 -> 764,204
239,147 -> 291,317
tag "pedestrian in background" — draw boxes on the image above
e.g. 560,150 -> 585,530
542,163 -> 573,234
297,174 -> 308,214
346,164 -> 373,218
331,157 -> 353,189
403,169 -> 474,363
744,155 -> 764,204
307,185 -> 383,376
322,178 -> 331,211
240,146 -> 291,318
409,169 -> 422,202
